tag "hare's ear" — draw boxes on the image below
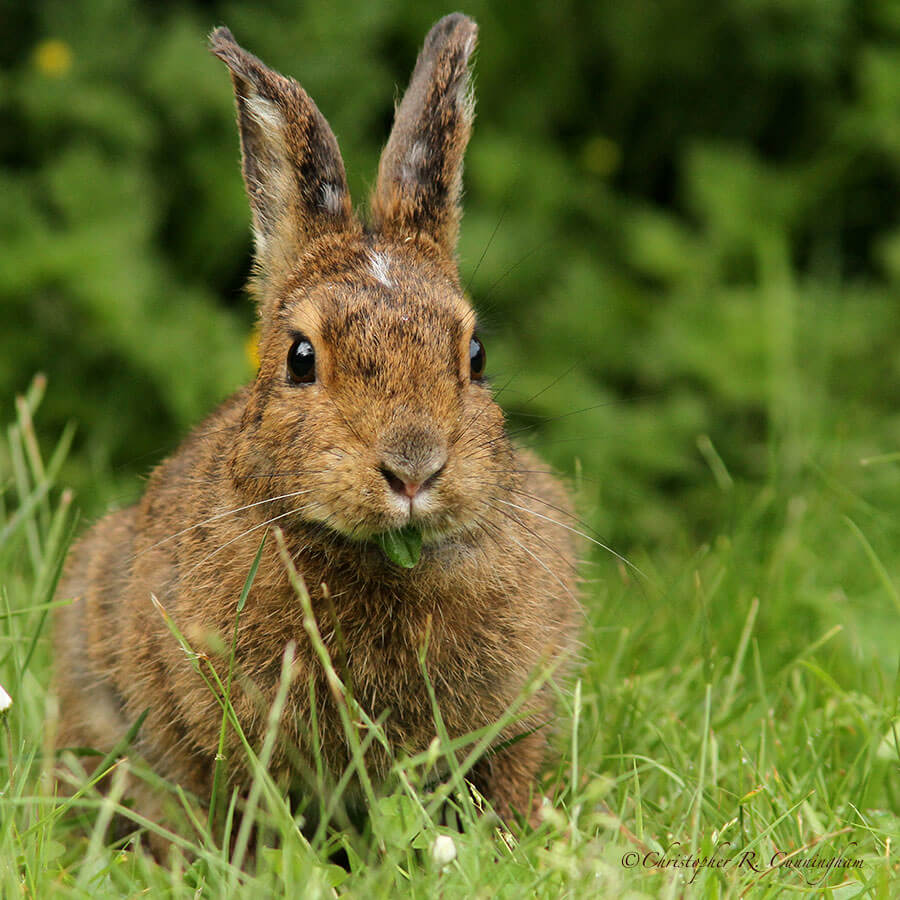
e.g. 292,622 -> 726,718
210,28 -> 355,292
371,14 -> 477,259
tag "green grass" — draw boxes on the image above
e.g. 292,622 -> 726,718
0,375 -> 898,899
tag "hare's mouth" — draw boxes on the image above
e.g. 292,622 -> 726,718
372,525 -> 424,568
367,520 -> 470,568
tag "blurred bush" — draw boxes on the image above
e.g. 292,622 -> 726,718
3,0 -> 900,552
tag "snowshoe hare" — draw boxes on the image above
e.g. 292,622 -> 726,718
53,13 -> 580,842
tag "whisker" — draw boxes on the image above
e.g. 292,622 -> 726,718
515,362 -> 580,409
452,375 -> 556,455
132,488 -> 315,562
505,483 -> 600,531
463,203 -> 509,295
497,485 -> 623,567
454,389 -> 661,463
513,434 -> 612,448
474,478 -> 601,541
479,231 -> 562,306
181,503 -> 316,583
479,503 -> 579,604
490,496 -> 645,579
484,398 -> 649,448
487,468 -> 605,486
450,372 -> 518,448
461,432 -> 611,467
244,468 -> 337,479
109,423 -> 240,472
484,499 -> 581,580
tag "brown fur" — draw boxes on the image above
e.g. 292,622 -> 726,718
53,14 -> 580,843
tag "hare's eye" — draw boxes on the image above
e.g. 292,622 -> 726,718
469,336 -> 486,380
287,336 -> 316,384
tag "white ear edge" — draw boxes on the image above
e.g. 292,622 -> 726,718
459,75 -> 475,126
458,33 -> 477,115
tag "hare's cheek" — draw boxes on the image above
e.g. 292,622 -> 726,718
265,402 -> 309,446
229,431 -> 278,485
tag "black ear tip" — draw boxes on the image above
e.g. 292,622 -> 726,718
208,26 -> 264,83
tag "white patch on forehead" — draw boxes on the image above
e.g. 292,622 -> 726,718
368,251 -> 393,289
320,182 -> 344,216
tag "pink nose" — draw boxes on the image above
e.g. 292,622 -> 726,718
380,460 -> 445,499
382,469 -> 424,498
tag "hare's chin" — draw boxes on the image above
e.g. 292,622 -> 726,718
319,513 -> 469,547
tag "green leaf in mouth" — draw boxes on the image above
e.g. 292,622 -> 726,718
376,526 -> 422,568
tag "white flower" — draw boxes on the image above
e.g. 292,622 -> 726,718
0,682 -> 11,714
430,834 -> 457,868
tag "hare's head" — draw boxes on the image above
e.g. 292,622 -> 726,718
212,15 -> 514,547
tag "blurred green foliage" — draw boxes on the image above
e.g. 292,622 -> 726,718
3,0 -> 900,565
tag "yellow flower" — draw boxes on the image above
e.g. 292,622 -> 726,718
33,39 -> 73,77
245,325 -> 260,371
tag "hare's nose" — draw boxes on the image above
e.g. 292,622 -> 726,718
379,457 -> 445,499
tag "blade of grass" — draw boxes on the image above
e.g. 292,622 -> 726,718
208,531 -> 268,834
229,640 -> 296,876
845,515 -> 900,616
75,758 -> 131,890
35,708 -> 149,834
690,682 -> 712,853
0,422 -> 75,551
417,625 -> 479,826
721,597 -> 759,717
21,491 -> 77,676
150,590 -> 303,849
273,528 -> 384,840
15,395 -> 50,535
418,655 -> 563,833
7,423 -> 41,573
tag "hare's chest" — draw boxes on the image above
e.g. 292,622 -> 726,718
311,607 -> 511,761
